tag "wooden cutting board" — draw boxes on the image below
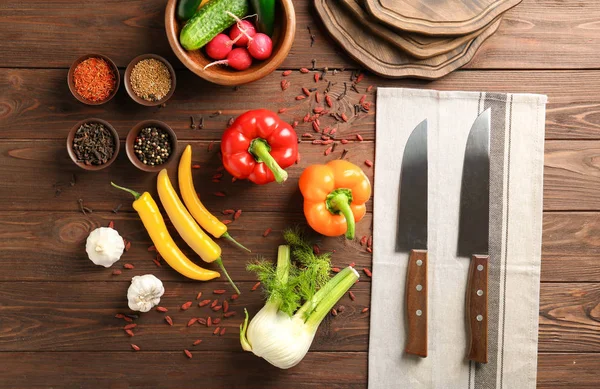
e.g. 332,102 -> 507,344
364,0 -> 520,36
315,0 -> 501,79
341,0 -> 488,59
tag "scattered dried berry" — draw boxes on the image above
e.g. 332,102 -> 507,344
181,301 -> 192,311
187,318 -> 198,327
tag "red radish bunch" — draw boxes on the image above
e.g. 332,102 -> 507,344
204,15 -> 273,71
230,20 -> 256,46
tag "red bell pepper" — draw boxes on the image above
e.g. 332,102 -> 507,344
221,109 -> 298,185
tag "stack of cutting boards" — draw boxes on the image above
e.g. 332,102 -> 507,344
314,0 -> 522,79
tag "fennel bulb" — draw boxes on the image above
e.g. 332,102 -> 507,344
240,232 -> 360,369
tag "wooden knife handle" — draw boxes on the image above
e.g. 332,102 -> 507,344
467,254 -> 489,363
405,249 -> 428,357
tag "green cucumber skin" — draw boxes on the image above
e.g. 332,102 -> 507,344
177,0 -> 202,21
180,0 -> 249,51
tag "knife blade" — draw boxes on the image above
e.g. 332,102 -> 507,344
458,108 -> 491,364
397,119 -> 428,358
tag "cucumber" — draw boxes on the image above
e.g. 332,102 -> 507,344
179,0 -> 249,51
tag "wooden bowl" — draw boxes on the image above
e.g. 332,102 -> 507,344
165,0 -> 296,86
124,54 -> 177,107
66,118 -> 120,171
126,120 -> 178,173
67,54 -> 120,105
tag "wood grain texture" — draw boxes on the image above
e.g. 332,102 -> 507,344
315,0 -> 501,79
404,249 -> 427,357
3,211 -> 600,283
3,139 -> 600,213
544,141 -> 600,211
0,140 -> 373,212
0,351 -> 368,389
537,353 -> 600,388
0,211 -> 373,282
2,0 -> 600,70
1,0 -> 600,385
538,283 -> 600,353
0,69 -> 376,140
466,255 -> 489,363
364,0 -> 521,36
0,281 -> 370,352
0,281 -> 597,353
6,69 -> 600,141
0,351 -> 597,388
542,212 -> 600,282
340,0 -> 490,59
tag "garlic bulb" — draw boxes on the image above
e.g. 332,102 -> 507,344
127,274 -> 164,312
86,227 -> 125,268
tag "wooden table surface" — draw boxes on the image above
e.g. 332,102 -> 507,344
1,0 -> 600,387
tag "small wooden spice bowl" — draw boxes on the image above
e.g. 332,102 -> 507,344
66,118 -> 120,171
164,0 -> 296,86
126,120 -> 178,173
68,54 -> 120,105
124,54 -> 177,107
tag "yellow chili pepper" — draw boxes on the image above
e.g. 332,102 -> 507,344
110,182 -> 220,282
178,144 -> 250,252
157,170 -> 239,294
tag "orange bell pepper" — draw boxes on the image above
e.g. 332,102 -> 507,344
299,160 -> 371,240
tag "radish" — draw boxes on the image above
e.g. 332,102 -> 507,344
204,47 -> 253,71
205,34 -> 233,60
230,20 -> 256,47
247,33 -> 273,61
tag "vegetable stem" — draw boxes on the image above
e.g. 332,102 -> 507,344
275,245 -> 291,285
215,258 -> 240,295
240,308 -> 252,351
301,267 -> 359,328
221,232 -> 252,252
249,138 -> 288,183
111,182 -> 141,200
326,189 -> 356,240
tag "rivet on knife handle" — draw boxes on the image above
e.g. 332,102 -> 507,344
467,254 -> 488,363
405,249 -> 427,357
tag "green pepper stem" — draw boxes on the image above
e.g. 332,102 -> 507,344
221,232 -> 251,253
327,189 -> 356,240
111,182 -> 141,200
249,138 -> 288,183
215,258 -> 240,295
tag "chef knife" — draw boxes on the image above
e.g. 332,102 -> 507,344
458,108 -> 491,364
397,119 -> 428,358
